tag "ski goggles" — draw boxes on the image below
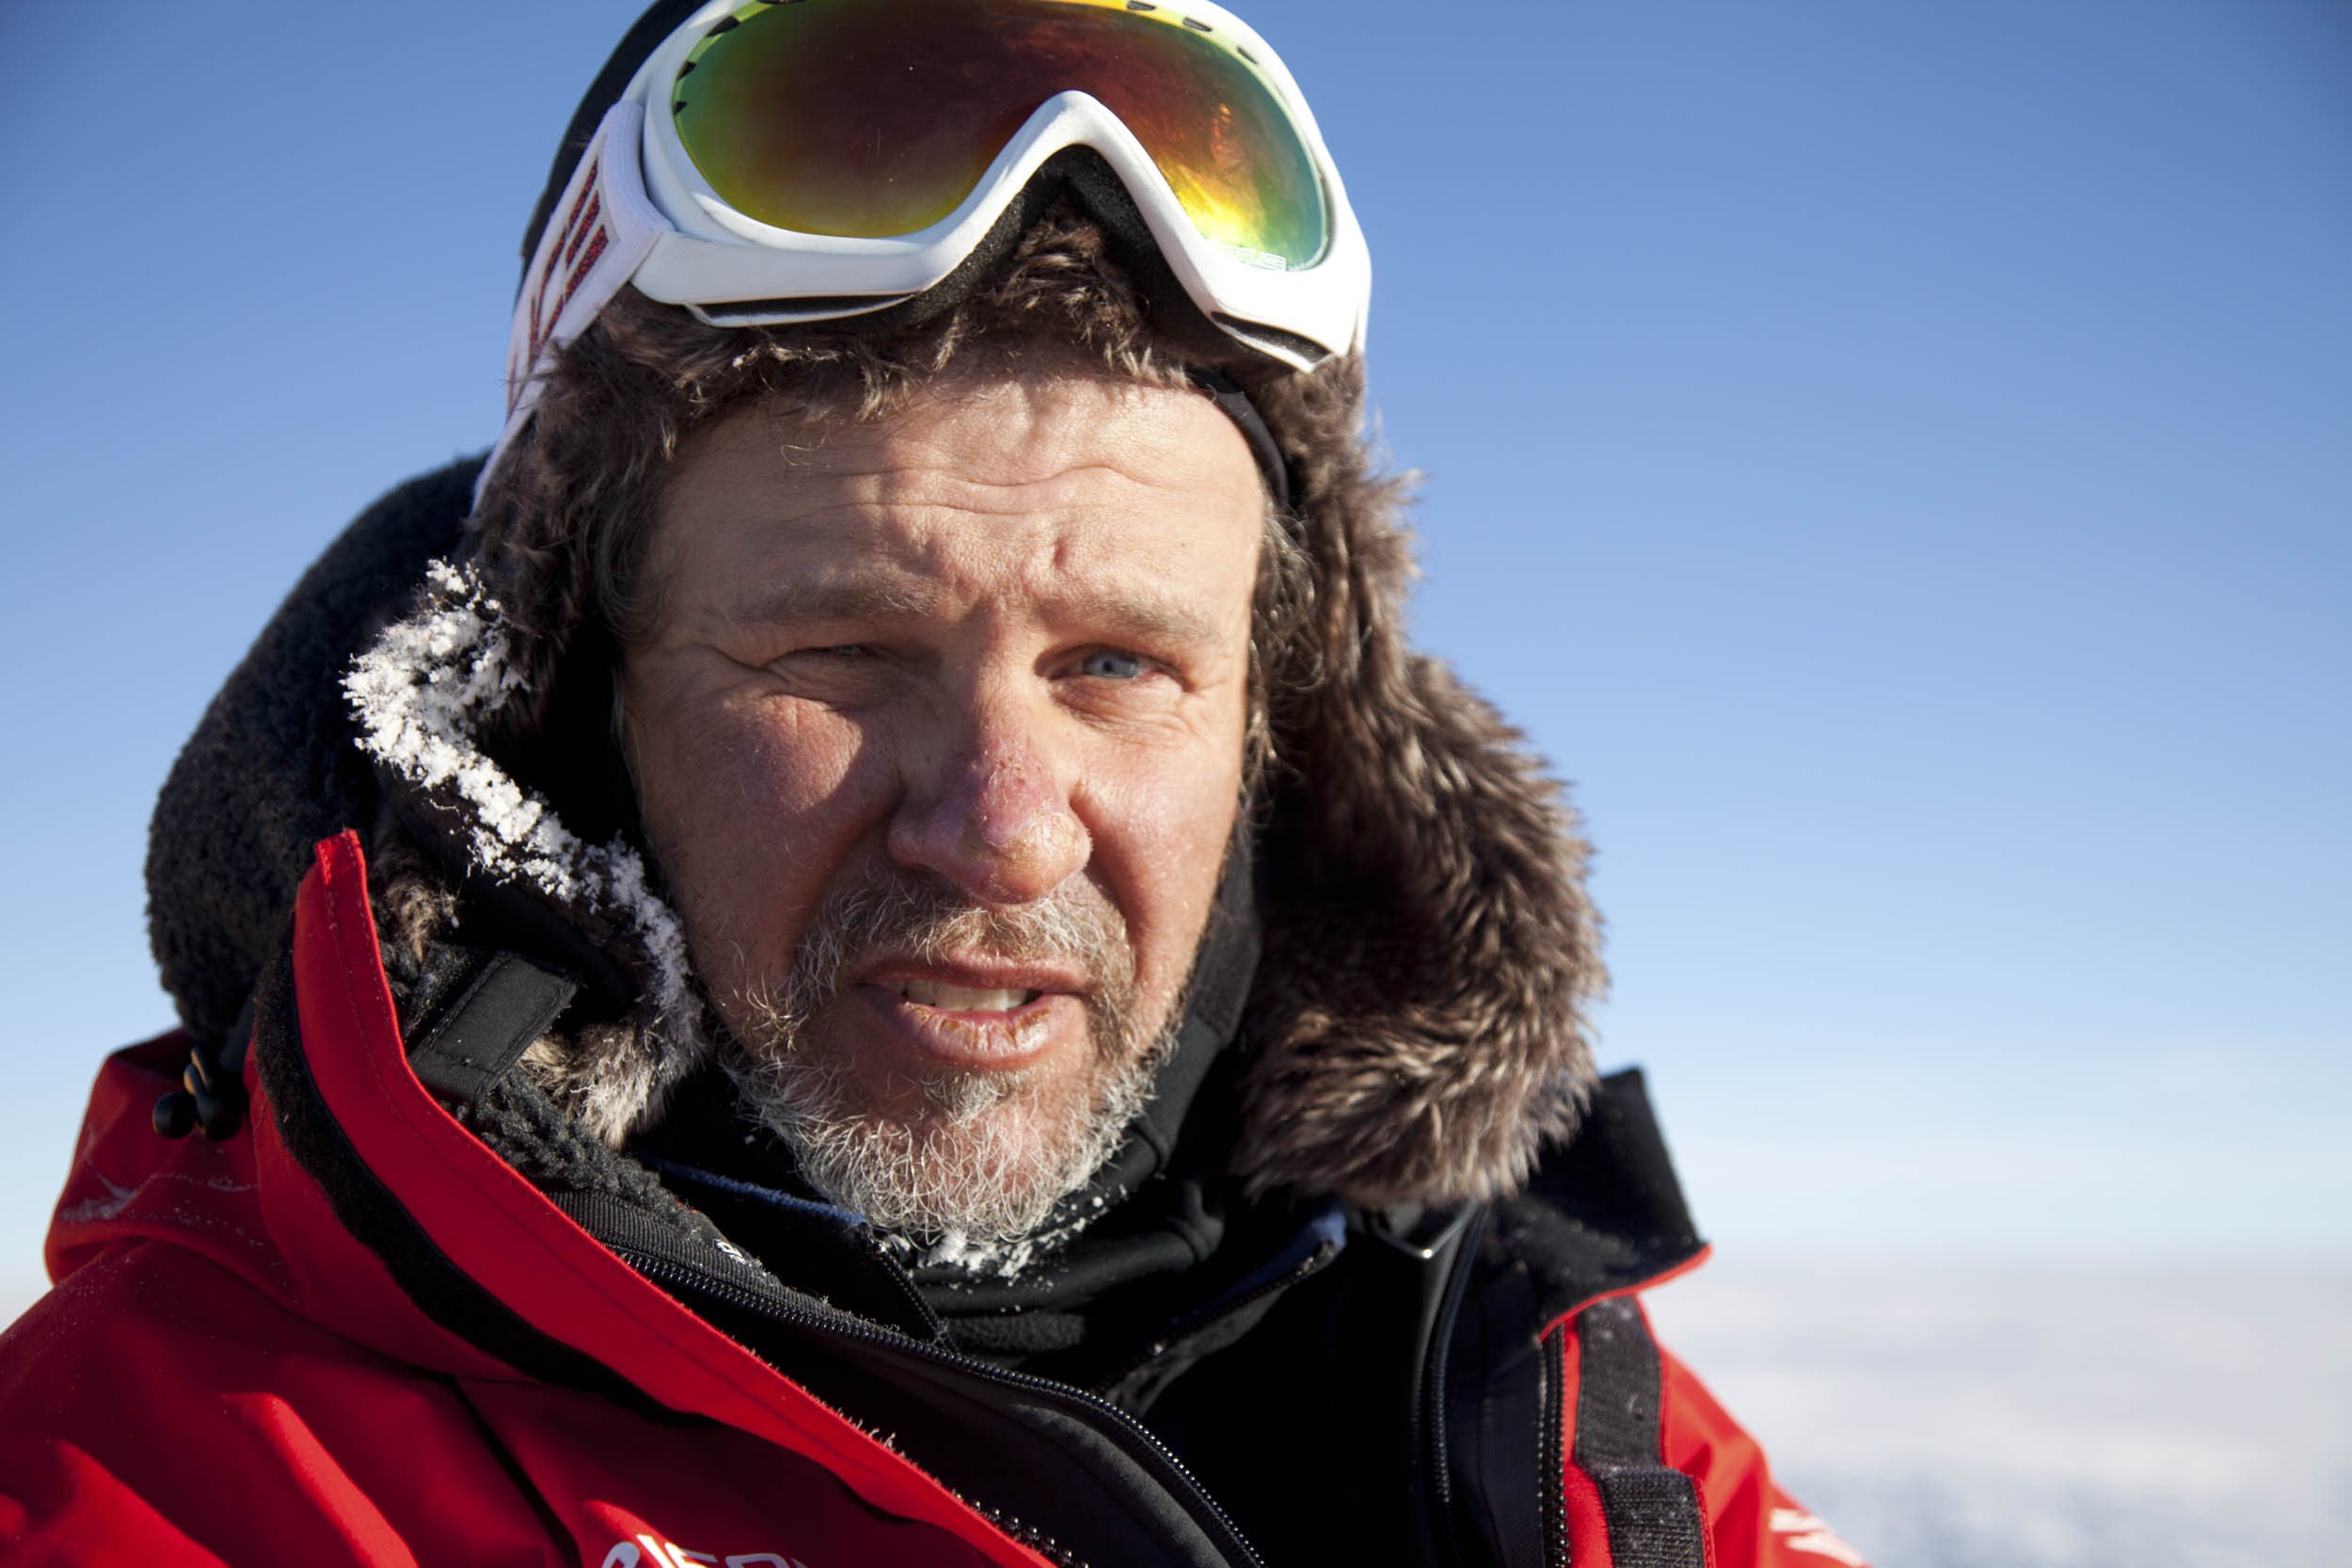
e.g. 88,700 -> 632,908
500,0 -> 1370,463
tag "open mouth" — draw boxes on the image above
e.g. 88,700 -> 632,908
882,979 -> 1044,1013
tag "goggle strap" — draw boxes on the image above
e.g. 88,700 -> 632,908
1189,368 -> 1293,515
483,103 -> 665,507
522,0 -> 708,266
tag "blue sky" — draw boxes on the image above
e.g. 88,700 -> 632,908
1,0 -> 2344,1286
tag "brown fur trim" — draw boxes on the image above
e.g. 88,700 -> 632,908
365,799 -> 456,970
1237,356 -> 1605,1205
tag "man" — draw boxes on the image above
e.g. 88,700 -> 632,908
1,2 -> 1866,1564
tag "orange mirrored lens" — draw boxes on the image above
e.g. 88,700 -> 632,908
673,0 -> 1327,268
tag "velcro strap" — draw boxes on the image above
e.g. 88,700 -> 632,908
406,952 -> 579,1107
1573,1296 -> 1706,1568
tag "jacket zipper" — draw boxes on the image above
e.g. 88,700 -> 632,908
615,1245 -> 1267,1568
1411,1207 -> 1485,1568
962,1497 -> 1090,1568
1089,1234 -> 1344,1397
1537,1324 -> 1567,1568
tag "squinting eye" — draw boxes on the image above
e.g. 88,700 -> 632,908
1080,651 -> 1146,680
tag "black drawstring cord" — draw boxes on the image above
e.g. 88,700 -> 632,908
153,997 -> 254,1141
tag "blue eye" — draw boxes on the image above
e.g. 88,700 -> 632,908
1081,651 -> 1145,680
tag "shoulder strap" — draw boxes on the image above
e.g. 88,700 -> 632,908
1547,1295 -> 1707,1568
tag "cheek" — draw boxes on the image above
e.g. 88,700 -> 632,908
1079,728 -> 1248,1010
632,687 -> 893,990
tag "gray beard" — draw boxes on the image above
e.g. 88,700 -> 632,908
721,869 -> 1182,1268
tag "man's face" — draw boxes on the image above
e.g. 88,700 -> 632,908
623,364 -> 1263,1246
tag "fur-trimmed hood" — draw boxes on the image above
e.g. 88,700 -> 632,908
149,379 -> 1603,1208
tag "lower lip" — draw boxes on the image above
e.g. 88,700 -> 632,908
852,984 -> 1077,1070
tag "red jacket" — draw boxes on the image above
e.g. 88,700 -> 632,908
0,835 -> 1867,1567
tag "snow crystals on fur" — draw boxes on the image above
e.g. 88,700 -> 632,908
344,558 -> 697,1055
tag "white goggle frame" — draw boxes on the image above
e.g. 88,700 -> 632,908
490,0 -> 1371,493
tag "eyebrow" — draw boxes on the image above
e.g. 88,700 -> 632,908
729,574 -> 1227,650
732,578 -> 941,627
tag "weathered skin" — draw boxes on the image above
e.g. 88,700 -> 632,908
622,363 -> 1263,1182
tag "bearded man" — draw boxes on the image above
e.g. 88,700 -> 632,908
0,3 -> 1866,1565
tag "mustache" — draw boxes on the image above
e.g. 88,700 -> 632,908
717,864 -> 1179,1251
741,865 -> 1138,1046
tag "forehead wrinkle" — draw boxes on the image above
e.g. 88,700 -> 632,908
727,546 -> 1234,656
865,386 -> 1252,507
682,385 -> 1260,649
716,475 -> 1246,638
850,454 -> 1228,521
685,366 -> 1258,519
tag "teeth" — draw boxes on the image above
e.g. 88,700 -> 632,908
890,980 -> 1039,1012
